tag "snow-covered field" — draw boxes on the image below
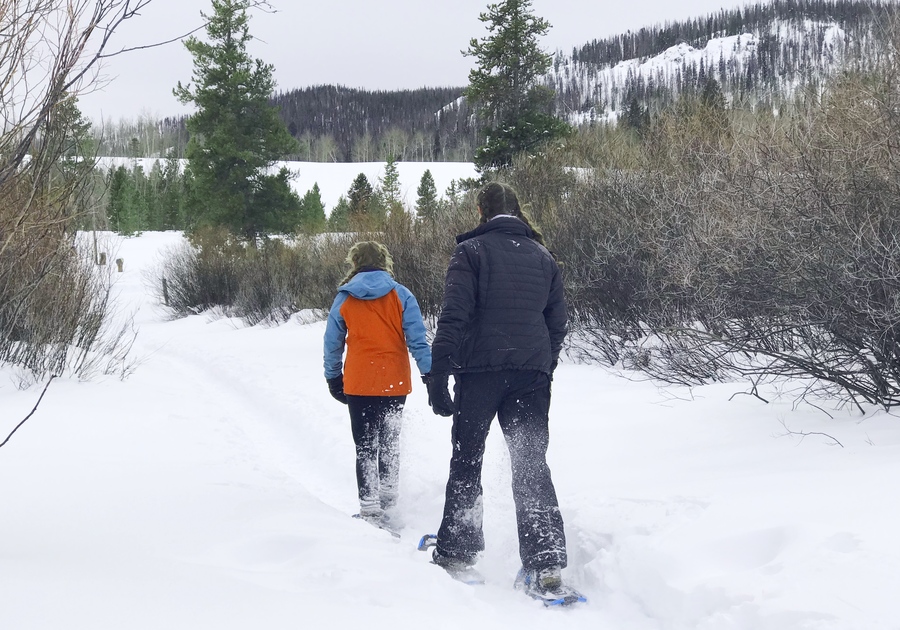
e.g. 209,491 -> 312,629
2,231 -> 899,629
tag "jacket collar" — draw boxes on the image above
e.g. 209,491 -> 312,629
456,216 -> 533,244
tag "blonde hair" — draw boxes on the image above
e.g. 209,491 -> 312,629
340,241 -> 394,285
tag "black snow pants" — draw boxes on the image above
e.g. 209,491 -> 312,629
435,370 -> 567,571
346,395 -> 406,515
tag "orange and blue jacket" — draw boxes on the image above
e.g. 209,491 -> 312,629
323,270 -> 431,396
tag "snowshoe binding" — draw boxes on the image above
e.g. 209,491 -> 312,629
514,566 -> 587,607
417,534 -> 484,585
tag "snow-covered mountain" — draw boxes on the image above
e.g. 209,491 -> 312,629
547,20 -> 852,124
544,0 -> 897,123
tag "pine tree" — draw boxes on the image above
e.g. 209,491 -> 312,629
106,165 -> 145,236
106,165 -> 131,233
299,183 -> 327,233
379,157 -> 401,206
347,172 -> 379,228
378,156 -> 404,220
464,0 -> 570,169
698,77 -> 729,134
174,0 -> 299,239
622,96 -> 649,133
160,154 -> 185,230
700,77 -> 726,111
328,196 -> 351,232
415,169 -> 439,221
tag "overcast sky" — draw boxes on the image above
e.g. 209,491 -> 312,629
78,0 -> 756,123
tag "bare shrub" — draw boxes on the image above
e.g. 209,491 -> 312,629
542,26 -> 900,409
236,235 -> 350,326
0,236 -> 113,376
154,228 -> 353,323
153,193 -> 477,329
165,226 -> 245,315
1,1 -> 151,379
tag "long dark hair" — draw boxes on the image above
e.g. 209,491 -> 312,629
476,182 -> 547,247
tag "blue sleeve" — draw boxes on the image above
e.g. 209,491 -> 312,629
396,284 -> 432,375
323,292 -> 349,379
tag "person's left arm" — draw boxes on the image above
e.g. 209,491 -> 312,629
543,261 -> 568,369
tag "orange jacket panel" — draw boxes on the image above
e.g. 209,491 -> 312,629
341,289 -> 412,396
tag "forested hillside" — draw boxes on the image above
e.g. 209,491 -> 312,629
551,0 -> 897,120
271,85 -> 473,162
94,0 -> 898,161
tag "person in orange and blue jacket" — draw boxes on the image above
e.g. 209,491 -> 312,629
323,241 -> 431,530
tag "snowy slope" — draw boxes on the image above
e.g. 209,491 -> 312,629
2,230 -> 900,629
549,18 -> 852,123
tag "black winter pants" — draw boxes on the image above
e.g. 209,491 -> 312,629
436,370 -> 567,571
346,395 -> 406,515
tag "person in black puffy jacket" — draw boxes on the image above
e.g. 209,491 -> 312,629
424,182 -> 570,594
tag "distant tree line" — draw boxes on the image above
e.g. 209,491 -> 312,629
89,156 -> 457,237
93,87 -> 476,163
91,159 -> 329,236
154,159 -> 471,325
273,85 -> 476,162
93,116 -> 188,159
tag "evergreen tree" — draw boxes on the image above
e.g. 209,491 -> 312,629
145,161 -> 166,230
160,154 -> 185,230
251,168 -> 303,234
174,0 -> 299,239
106,165 -> 130,233
299,183 -> 327,233
415,169 -> 439,220
105,158 -> 191,234
622,96 -> 650,133
378,156 -> 404,220
106,165 -> 144,236
444,179 -> 464,215
379,157 -> 401,206
328,195 -> 351,232
700,77 -> 726,111
347,172 -> 379,227
464,0 -> 570,169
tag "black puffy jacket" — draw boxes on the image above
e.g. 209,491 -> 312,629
430,216 -> 567,375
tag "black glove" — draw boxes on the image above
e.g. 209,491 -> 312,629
326,375 -> 348,404
423,372 -> 454,417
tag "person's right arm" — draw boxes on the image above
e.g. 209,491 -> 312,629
430,243 -> 478,374
323,293 -> 349,379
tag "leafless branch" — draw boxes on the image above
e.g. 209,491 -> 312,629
0,375 -> 56,449
777,418 -> 844,448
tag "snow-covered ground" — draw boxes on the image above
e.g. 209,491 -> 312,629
2,231 -> 899,629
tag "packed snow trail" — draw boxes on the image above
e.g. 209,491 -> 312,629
2,231 -> 899,629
